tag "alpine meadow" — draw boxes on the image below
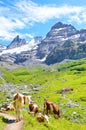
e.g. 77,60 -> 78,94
0,58 -> 86,130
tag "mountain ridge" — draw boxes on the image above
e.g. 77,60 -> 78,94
0,22 -> 86,65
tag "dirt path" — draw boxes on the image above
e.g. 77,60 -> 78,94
0,112 -> 24,130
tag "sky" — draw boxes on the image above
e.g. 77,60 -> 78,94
0,0 -> 86,45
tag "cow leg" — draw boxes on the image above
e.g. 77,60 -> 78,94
18,110 -> 20,121
54,110 -> 62,119
20,108 -> 23,119
18,108 -> 22,121
43,106 -> 47,115
15,108 -> 19,122
57,110 -> 62,119
15,107 -> 22,122
46,108 -> 49,115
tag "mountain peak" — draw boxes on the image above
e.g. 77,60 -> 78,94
14,35 -> 20,41
51,22 -> 76,30
7,35 -> 27,49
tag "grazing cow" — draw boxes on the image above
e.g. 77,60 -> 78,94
37,113 -> 49,123
13,93 -> 32,122
57,87 -> 73,94
6,103 -> 15,111
44,99 -> 61,119
0,102 -> 14,111
29,102 -> 39,116
62,87 -> 73,93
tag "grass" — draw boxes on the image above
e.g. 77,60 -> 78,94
0,58 -> 86,129
0,116 -> 7,130
23,111 -> 86,130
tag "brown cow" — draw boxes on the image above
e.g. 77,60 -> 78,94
37,113 -> 49,123
57,87 -> 73,94
62,87 -> 73,93
43,99 -> 61,119
29,102 -> 39,116
13,93 -> 32,122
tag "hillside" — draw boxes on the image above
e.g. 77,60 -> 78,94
0,58 -> 86,129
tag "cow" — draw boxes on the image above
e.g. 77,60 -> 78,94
62,87 -> 73,93
57,87 -> 73,94
0,102 -> 14,111
6,103 -> 15,111
37,113 -> 49,123
13,93 -> 32,122
29,101 -> 39,116
43,99 -> 62,119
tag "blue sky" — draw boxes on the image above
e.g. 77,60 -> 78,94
0,0 -> 86,45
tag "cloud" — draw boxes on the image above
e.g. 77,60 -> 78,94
16,1 -> 85,23
0,0 -> 86,42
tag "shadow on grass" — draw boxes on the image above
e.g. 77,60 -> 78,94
2,117 -> 15,124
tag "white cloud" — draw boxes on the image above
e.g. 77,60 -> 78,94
81,12 -> 86,22
23,33 -> 34,39
0,0 -> 86,42
16,1 -> 85,22
68,15 -> 82,24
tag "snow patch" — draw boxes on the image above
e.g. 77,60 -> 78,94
0,39 -> 38,56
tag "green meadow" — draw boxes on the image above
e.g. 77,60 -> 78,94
0,58 -> 86,130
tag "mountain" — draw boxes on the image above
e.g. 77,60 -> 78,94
0,22 -> 86,65
0,36 -> 42,64
7,35 -> 27,49
0,44 -> 6,52
36,22 -> 86,65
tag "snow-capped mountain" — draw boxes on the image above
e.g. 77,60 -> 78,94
0,36 -> 42,64
0,22 -> 86,65
36,22 -> 86,64
0,38 -> 39,55
0,44 -> 6,52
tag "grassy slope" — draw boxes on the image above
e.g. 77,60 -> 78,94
0,58 -> 86,130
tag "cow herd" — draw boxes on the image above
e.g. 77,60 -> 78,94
5,92 -> 62,123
